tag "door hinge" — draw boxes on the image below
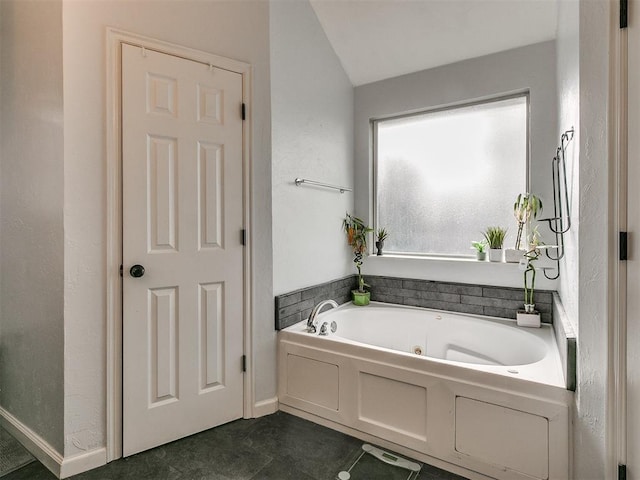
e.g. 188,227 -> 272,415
242,355 -> 247,372
619,464 -> 627,480
119,264 -> 123,277
621,0 -> 628,28
620,231 -> 628,261
241,103 -> 246,121
241,229 -> 246,246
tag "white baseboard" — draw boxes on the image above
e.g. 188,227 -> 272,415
59,448 -> 107,479
252,397 -> 278,417
0,405 -> 63,477
0,406 -> 106,479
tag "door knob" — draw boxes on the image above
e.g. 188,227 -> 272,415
129,264 -> 145,278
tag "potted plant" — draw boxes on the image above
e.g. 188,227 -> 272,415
483,226 -> 507,262
343,213 -> 373,306
471,240 -> 487,261
505,193 -> 543,263
517,229 -> 543,327
375,228 -> 389,256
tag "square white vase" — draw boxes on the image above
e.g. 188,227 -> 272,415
517,310 -> 541,328
504,248 -> 525,263
488,249 -> 503,262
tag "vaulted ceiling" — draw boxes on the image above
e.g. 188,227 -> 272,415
309,0 -> 558,86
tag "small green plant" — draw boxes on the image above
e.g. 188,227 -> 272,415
523,227 -> 544,311
376,228 -> 389,242
343,213 -> 373,293
528,225 -> 542,250
524,248 -> 539,310
513,193 -> 543,250
471,240 -> 487,253
483,226 -> 507,249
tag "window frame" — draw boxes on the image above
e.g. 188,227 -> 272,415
371,91 -> 531,258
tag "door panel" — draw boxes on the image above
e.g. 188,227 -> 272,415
198,142 -> 224,249
121,43 -> 244,456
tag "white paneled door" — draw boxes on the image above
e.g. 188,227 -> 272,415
121,44 -> 244,456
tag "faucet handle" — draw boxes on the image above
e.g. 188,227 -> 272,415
319,322 -> 329,336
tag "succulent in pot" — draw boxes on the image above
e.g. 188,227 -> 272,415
343,213 -> 373,305
375,228 -> 389,256
483,226 -> 507,262
471,240 -> 488,261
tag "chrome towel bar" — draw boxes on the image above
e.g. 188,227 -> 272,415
294,178 -> 352,193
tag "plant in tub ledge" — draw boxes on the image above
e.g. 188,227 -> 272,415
343,213 -> 373,306
375,228 -> 389,256
505,192 -> 543,263
518,228 -> 543,327
471,240 -> 487,261
483,226 -> 507,262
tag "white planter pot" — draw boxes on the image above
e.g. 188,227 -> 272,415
517,310 -> 541,328
488,248 -> 503,262
504,248 -> 525,263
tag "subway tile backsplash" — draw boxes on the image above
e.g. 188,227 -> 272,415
274,275 -> 553,330
275,276 -> 357,330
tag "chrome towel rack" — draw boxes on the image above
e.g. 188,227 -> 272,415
540,127 -> 574,280
294,178 -> 352,194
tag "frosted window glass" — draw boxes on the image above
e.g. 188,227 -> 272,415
376,96 -> 527,256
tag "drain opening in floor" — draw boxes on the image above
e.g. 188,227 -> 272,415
336,443 -> 422,480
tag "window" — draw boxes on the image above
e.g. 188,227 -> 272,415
374,95 -> 527,257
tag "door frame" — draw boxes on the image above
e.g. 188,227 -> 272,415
610,0 -> 627,477
105,28 -> 254,462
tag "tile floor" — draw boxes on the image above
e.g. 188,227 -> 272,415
3,412 -> 467,480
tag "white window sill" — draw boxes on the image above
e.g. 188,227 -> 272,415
365,254 -> 558,290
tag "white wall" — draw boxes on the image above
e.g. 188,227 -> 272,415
61,0 -> 273,457
0,0 -> 65,454
556,0 -> 580,339
354,42 -> 558,289
270,0 -> 354,295
557,0 -> 612,476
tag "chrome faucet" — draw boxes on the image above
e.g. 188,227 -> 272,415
306,299 -> 338,333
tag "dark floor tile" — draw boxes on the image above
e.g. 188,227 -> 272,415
150,426 -> 271,480
70,453 -> 181,480
249,458 -> 317,480
243,412 -> 361,480
175,467 -> 234,480
1,427 -> 35,476
197,417 -> 262,442
417,462 -> 469,480
6,411 -> 468,480
1,461 -> 56,480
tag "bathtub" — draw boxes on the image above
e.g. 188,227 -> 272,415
278,302 -> 572,480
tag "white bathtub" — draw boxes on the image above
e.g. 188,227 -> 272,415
284,302 -> 566,388
278,302 -> 572,480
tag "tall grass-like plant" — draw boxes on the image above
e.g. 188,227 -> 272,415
483,226 -> 507,249
523,227 -> 543,311
513,193 -> 543,250
343,213 -> 373,293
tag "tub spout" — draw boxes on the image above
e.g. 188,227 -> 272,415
307,299 -> 338,333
